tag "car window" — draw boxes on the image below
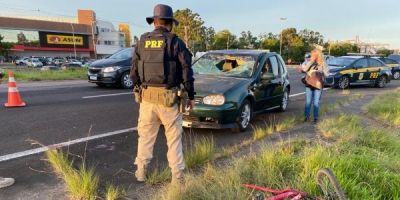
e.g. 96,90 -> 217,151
268,56 -> 280,77
383,58 -> 398,64
109,48 -> 133,59
276,56 -> 286,75
193,53 -> 257,78
353,59 -> 368,68
369,59 -> 384,67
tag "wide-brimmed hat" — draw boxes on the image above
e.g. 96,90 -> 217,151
146,4 -> 179,26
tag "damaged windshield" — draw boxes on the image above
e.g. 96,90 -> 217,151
192,53 -> 257,78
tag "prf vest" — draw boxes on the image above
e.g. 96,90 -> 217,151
138,31 -> 178,88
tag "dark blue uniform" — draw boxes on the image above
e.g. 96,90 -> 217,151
130,27 -> 195,100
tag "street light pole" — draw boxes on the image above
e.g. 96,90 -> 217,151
70,23 -> 77,59
279,17 -> 287,55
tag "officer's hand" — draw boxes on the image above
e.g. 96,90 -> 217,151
186,100 -> 195,111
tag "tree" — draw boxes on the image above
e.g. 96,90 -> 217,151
212,30 -> 237,50
173,9 -> 204,51
329,43 -> 359,56
198,26 -> 215,51
238,31 -> 258,49
0,34 -> 12,58
298,29 -> 324,45
260,33 -> 279,52
376,48 -> 394,56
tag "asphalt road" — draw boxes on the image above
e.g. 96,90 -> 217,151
0,68 -> 399,199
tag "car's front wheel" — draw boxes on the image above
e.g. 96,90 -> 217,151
120,72 -> 133,89
393,71 -> 400,80
337,76 -> 350,89
279,88 -> 289,112
236,100 -> 252,132
375,75 -> 387,88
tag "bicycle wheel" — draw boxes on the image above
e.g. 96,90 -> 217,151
316,168 -> 347,200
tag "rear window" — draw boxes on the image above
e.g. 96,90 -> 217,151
327,57 -> 356,67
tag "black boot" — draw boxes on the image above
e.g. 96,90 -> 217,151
313,118 -> 318,124
304,117 -> 310,122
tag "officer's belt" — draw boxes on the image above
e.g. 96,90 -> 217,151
141,86 -> 179,107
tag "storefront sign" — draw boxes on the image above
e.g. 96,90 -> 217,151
46,34 -> 84,45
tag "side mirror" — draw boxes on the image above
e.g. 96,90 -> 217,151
261,73 -> 275,80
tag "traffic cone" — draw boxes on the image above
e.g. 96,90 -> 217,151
4,71 -> 26,107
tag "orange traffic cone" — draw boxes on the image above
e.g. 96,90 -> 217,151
4,71 -> 26,107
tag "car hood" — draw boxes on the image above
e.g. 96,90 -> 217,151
328,66 -> 345,73
194,74 -> 250,96
90,58 -> 127,68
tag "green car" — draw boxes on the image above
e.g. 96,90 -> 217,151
183,50 -> 290,131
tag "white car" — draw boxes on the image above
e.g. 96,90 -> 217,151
68,59 -> 83,66
27,58 -> 43,68
15,58 -> 30,65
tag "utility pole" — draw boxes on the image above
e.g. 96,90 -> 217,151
91,20 -> 97,59
70,23 -> 77,59
279,17 -> 287,55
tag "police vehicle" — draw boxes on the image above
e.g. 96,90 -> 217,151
376,57 -> 400,80
326,55 -> 392,89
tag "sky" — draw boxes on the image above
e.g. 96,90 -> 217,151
1,0 -> 400,48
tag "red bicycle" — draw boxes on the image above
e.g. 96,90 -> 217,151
244,168 -> 346,200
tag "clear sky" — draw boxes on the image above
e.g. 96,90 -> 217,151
1,0 -> 399,48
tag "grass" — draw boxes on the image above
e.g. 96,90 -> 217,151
46,148 -> 126,200
105,184 -> 125,200
253,115 -> 301,140
145,167 -> 171,185
151,114 -> 400,200
184,137 -> 215,169
365,89 -> 400,127
4,68 -> 87,81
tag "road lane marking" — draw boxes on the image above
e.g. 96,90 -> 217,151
82,92 -> 133,99
0,127 -> 137,163
289,88 -> 330,98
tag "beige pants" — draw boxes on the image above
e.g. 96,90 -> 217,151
134,100 -> 185,176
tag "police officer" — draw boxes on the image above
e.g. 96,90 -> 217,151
130,4 -> 195,184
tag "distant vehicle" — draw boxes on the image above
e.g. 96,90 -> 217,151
376,57 -> 400,80
388,54 -> 400,63
183,50 -> 290,131
67,59 -> 83,66
61,63 -> 82,70
87,48 -> 133,88
27,58 -> 43,68
326,56 -> 392,89
15,57 -> 30,65
41,65 -> 60,71
54,59 -> 66,66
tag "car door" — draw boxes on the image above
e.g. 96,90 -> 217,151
350,58 -> 369,84
366,58 -> 385,82
254,55 -> 283,110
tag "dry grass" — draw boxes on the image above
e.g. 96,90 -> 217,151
105,184 -> 125,200
185,137 -> 215,169
151,114 -> 400,200
145,167 -> 171,185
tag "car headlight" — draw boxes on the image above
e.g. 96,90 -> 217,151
328,72 -> 337,77
103,66 -> 121,73
203,95 -> 225,105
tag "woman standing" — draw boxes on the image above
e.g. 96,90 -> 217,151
300,47 -> 329,123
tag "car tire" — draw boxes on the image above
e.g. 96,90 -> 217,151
337,76 -> 350,89
279,88 -> 289,112
120,72 -> 133,89
375,75 -> 387,88
236,100 -> 252,132
393,71 -> 400,80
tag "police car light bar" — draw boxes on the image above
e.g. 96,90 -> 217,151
347,53 -> 385,57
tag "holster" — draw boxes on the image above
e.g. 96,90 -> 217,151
134,86 -> 142,104
141,87 -> 179,107
178,89 -> 189,114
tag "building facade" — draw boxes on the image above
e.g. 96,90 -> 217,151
0,9 -> 130,59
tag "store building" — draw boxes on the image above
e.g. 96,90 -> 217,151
0,9 -> 130,59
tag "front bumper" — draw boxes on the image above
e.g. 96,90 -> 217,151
182,102 -> 239,129
87,69 -> 121,84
